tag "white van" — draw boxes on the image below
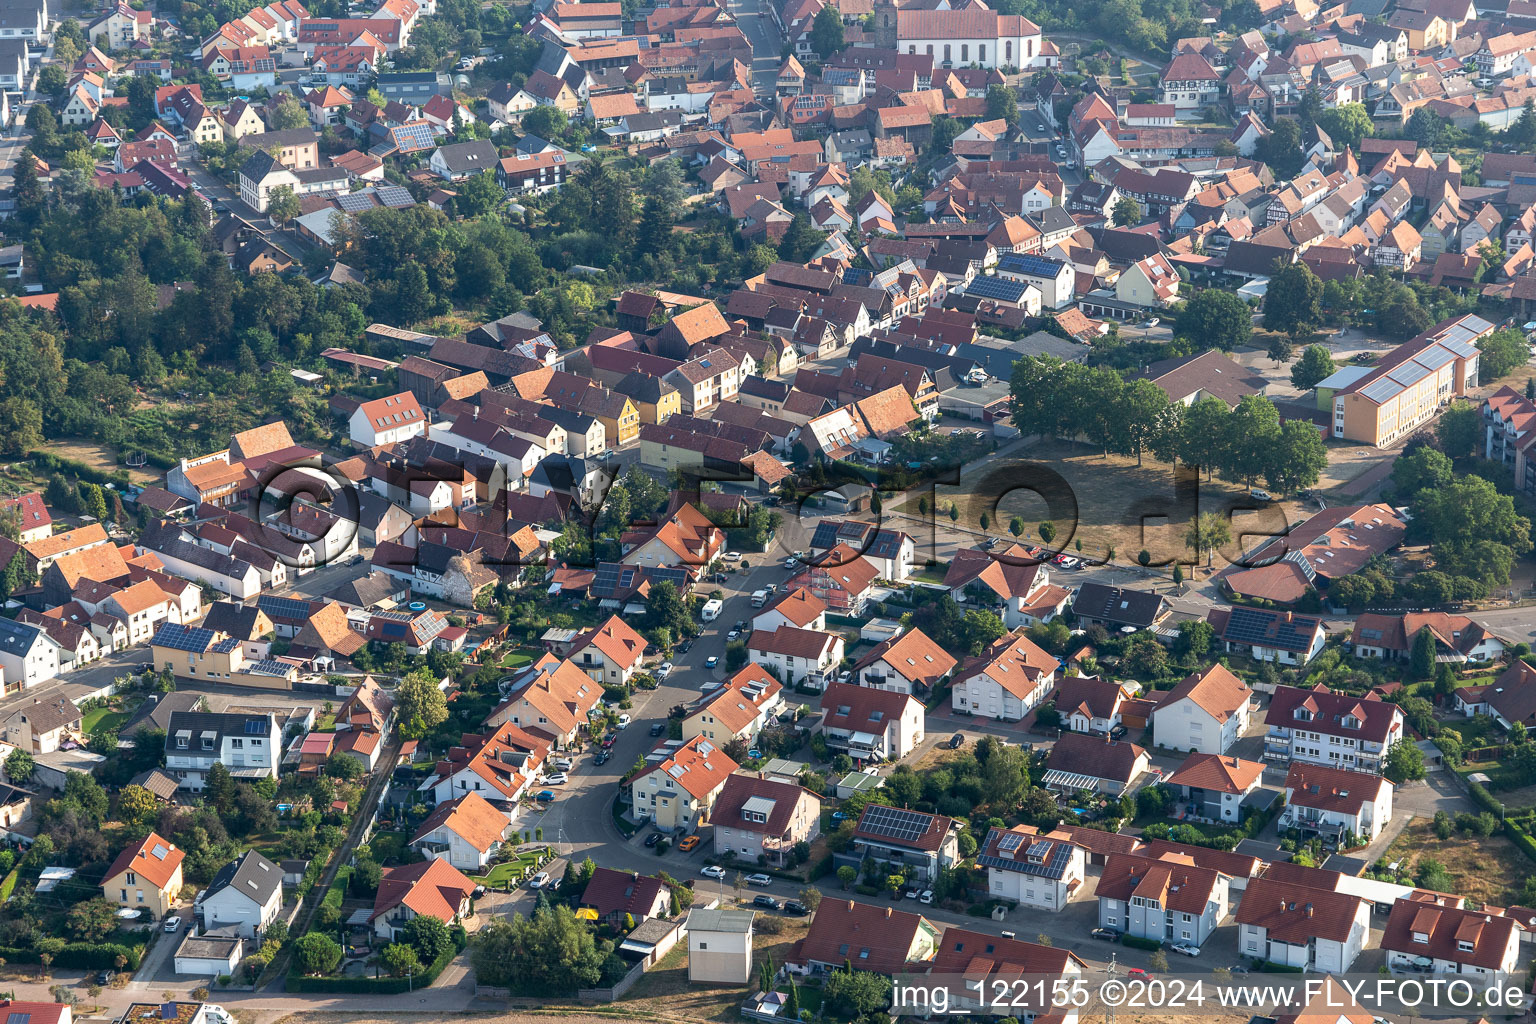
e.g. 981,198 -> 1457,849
701,598 -> 724,622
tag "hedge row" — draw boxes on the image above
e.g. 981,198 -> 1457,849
285,940 -> 457,993
1464,777 -> 1536,865
0,942 -> 143,969
1120,936 -> 1162,951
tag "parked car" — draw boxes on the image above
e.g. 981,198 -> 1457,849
752,895 -> 779,910
725,551 -> 743,561
702,865 -> 727,879
601,734 -> 617,748
705,656 -> 719,669
745,873 -> 772,886
783,899 -> 808,915
553,758 -> 574,772
1127,967 -> 1149,977
1171,943 -> 1201,957
544,772 -> 569,785
784,558 -> 799,570
726,630 -> 741,641
618,713 -> 631,728
948,733 -> 965,749
594,750 -> 611,765
535,790 -> 555,802
903,888 -> 919,899
657,662 -> 673,678
1091,928 -> 1121,941
649,722 -> 666,736
644,832 -> 662,847
1249,488 -> 1273,502
528,872 -> 550,889
678,835 -> 701,852
163,916 -> 181,933
918,891 -> 933,904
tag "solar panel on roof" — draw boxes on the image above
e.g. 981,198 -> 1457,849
154,623 -> 216,652
1359,376 -> 1404,404
1386,359 -> 1430,388
859,804 -> 933,843
1413,344 -> 1455,371
965,275 -> 1030,302
1437,335 -> 1479,358
998,252 -> 1066,276
377,185 -> 415,208
996,831 -> 1025,853
259,596 -> 313,620
335,191 -> 376,212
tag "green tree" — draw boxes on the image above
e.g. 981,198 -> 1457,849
293,933 -> 343,975
469,907 -> 605,994
824,969 -> 890,1018
1038,521 -> 1056,544
117,784 -> 160,829
521,105 -> 567,140
454,170 -> 507,218
1316,102 -> 1373,150
1264,418 -> 1327,495
380,943 -> 422,977
1391,447 -> 1454,499
1009,516 -> 1024,536
1410,627 -> 1437,680
836,865 -> 856,888
1477,328 -> 1530,381
1112,196 -> 1142,226
1383,740 -> 1426,784
809,4 -> 846,55
985,83 -> 1020,125
1436,400 -> 1483,459
1263,261 -> 1323,334
644,579 -> 692,638
1175,289 -> 1252,351
268,96 -> 309,130
324,752 -> 364,780
1185,512 -> 1231,568
1290,344 -> 1335,391
397,672 -> 450,739
266,185 -> 301,226
5,748 -> 33,783
206,761 -> 236,816
65,898 -> 119,942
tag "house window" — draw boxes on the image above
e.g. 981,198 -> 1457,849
979,44 -> 986,62
943,44 -> 951,61
960,44 -> 968,61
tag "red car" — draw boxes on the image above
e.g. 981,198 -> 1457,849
602,734 -> 617,748
1127,968 -> 1149,977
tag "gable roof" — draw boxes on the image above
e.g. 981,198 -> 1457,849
104,831 -> 184,889
1046,732 -> 1146,784
855,627 -> 956,690
1236,873 -> 1367,942
410,792 -> 508,854
1165,752 -> 1265,794
370,857 -> 476,924
1157,664 -> 1253,724
793,899 -> 933,974
204,849 -> 282,907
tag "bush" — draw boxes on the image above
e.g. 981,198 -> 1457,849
286,940 -> 459,993
1121,935 -> 1162,951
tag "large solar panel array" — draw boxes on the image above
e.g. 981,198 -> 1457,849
1359,376 -> 1404,404
377,185 -> 415,208
391,122 -> 435,153
858,804 -> 935,844
259,595 -> 313,621
1224,606 -> 1317,650
154,622 -> 216,652
1386,359 -> 1430,388
965,275 -> 1031,302
335,191 -> 376,213
1437,333 -> 1480,359
998,252 -> 1066,277
1414,344 -> 1455,371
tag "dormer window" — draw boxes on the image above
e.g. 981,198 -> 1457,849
1458,940 -> 1475,953
1294,709 -> 1313,721
1412,931 -> 1430,944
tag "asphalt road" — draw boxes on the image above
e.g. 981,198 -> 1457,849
726,0 -> 788,98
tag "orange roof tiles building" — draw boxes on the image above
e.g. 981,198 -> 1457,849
684,664 -> 785,745
629,735 -> 739,831
1150,664 -> 1254,755
1164,753 -> 1266,823
409,791 -> 512,871
949,629 -> 1059,721
370,857 -> 477,940
102,832 -> 184,917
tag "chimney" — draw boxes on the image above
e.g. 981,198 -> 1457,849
1306,904 -> 1314,918
1283,611 -> 1293,622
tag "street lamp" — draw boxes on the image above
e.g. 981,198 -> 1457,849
407,967 -> 413,992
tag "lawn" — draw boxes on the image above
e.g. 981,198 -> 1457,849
1380,820 -> 1530,905
620,916 -> 810,1021
82,707 -> 130,735
472,847 -> 552,888
499,648 -> 538,669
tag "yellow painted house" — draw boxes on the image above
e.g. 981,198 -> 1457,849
102,832 -> 185,917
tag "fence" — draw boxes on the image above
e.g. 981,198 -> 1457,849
576,960 -> 646,1003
